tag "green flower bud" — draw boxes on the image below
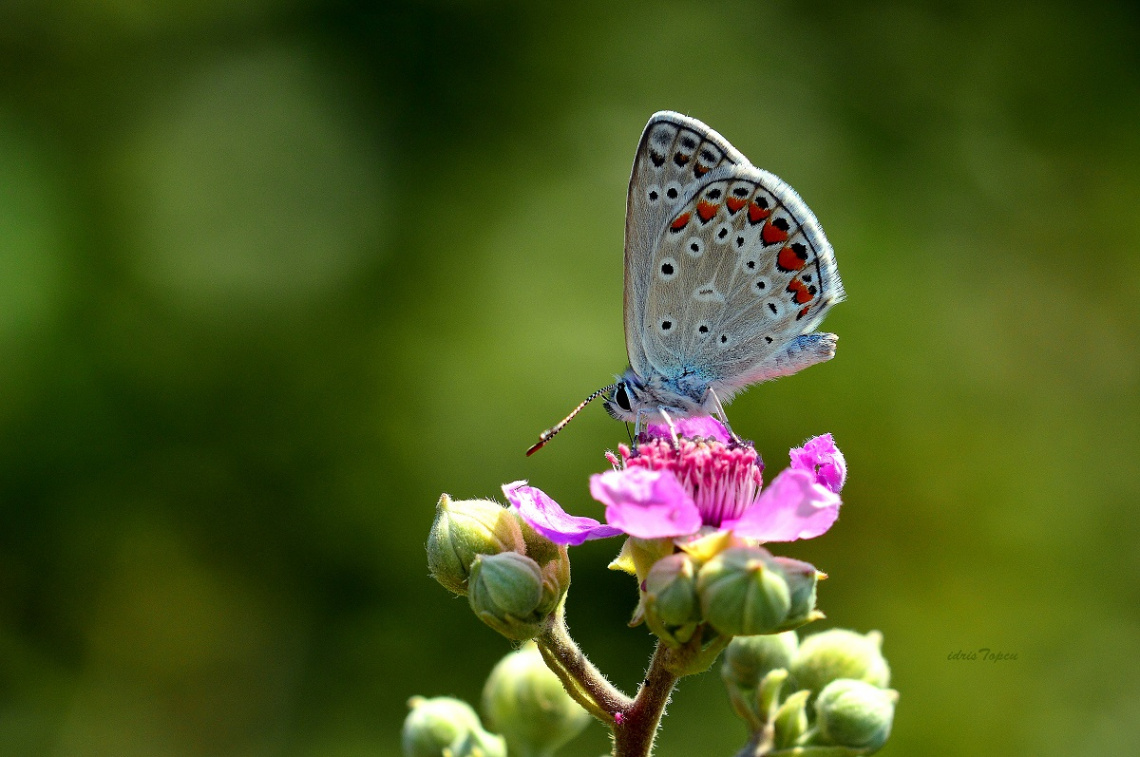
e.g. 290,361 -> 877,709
698,547 -> 791,637
482,642 -> 590,757
722,632 -> 799,692
517,517 -> 571,616
644,553 -> 701,646
814,679 -> 897,751
791,629 -> 891,695
402,696 -> 490,757
768,556 -> 824,633
468,552 -> 546,641
428,495 -> 526,596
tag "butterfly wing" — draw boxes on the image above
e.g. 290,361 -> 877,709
624,112 -> 747,378
626,113 -> 844,394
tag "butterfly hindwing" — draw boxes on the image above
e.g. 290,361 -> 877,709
627,113 -> 843,391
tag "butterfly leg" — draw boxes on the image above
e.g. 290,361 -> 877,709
707,387 -> 741,445
657,406 -> 681,451
631,410 -> 644,454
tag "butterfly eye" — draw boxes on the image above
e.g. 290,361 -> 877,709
614,384 -> 632,412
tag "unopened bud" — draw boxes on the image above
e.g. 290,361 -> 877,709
517,519 -> 571,616
722,631 -> 799,693
791,629 -> 891,695
403,696 -> 502,757
428,495 -> 526,595
814,679 -> 897,751
698,547 -> 791,636
468,552 -> 546,641
768,556 -> 824,633
644,553 -> 701,646
482,642 -> 589,757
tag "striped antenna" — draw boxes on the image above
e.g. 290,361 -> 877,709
526,383 -> 618,456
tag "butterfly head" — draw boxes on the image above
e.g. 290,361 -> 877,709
602,370 -> 643,423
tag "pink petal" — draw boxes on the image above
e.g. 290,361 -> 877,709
502,481 -> 623,546
725,468 -> 840,542
589,468 -> 703,539
789,433 -> 847,493
643,416 -> 732,443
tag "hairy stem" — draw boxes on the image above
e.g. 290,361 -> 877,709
613,642 -> 679,757
536,610 -> 633,724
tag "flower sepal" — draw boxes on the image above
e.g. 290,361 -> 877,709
658,628 -> 734,678
757,667 -> 790,722
773,689 -> 811,749
607,536 -> 676,580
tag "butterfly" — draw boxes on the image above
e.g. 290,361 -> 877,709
527,111 -> 843,455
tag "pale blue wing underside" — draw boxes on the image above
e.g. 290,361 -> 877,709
623,111 -> 843,397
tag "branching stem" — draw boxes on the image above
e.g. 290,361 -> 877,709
536,610 -> 633,724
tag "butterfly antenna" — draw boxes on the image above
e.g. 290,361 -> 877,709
526,383 -> 618,456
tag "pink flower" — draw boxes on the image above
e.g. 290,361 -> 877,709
504,419 -> 845,545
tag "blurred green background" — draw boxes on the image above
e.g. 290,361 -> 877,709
1,1 -> 1137,755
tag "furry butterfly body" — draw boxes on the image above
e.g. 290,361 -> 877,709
528,112 -> 842,453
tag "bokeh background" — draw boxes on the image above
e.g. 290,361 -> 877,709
2,1 -> 1138,755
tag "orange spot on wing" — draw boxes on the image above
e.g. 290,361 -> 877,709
762,219 -> 789,245
725,197 -> 746,213
777,246 -> 806,271
694,164 -> 709,177
797,306 -> 810,320
697,200 -> 720,222
748,202 -> 771,224
670,212 -> 691,232
787,278 -> 814,304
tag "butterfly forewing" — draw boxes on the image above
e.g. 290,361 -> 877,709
625,112 -> 843,388
624,113 -> 746,377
